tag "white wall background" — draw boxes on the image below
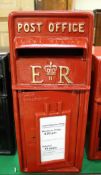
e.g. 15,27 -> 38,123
73,0 -> 101,10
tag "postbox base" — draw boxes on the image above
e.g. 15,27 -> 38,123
22,167 -> 80,173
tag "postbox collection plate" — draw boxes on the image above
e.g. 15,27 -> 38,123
8,11 -> 93,172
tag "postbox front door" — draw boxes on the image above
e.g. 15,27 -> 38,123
18,91 -> 79,171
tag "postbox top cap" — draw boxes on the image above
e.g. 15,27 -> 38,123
9,10 -> 93,18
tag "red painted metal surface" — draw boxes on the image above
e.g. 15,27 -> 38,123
8,11 -> 93,172
88,46 -> 101,160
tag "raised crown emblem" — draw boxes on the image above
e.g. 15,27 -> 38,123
44,61 -> 57,80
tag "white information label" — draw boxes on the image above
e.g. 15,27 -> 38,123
40,115 -> 66,162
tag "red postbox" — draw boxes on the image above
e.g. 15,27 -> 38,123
8,11 -> 93,172
88,46 -> 101,160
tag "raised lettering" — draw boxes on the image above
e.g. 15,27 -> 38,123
55,23 -> 61,32
17,22 -> 85,33
72,23 -> 78,32
62,23 -> 67,32
31,66 -> 43,84
37,22 -> 43,32
17,23 -> 22,32
24,23 -> 30,32
79,23 -> 85,33
68,23 -> 72,32
30,23 -> 36,32
58,66 -> 73,84
48,23 -> 55,32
